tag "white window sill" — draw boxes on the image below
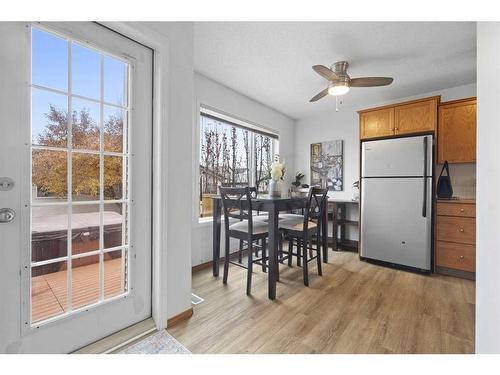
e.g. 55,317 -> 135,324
196,216 -> 240,227
197,217 -> 215,226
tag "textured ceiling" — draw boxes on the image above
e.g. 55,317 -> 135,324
194,22 -> 476,119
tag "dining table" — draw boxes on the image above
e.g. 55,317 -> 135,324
211,194 -> 328,300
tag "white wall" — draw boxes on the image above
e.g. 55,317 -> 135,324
476,22 -> 500,354
294,83 -> 476,241
192,73 -> 296,266
142,22 -> 194,320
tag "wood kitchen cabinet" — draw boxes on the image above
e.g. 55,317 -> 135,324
359,96 -> 439,140
359,107 -> 394,139
437,97 -> 476,164
435,200 -> 476,278
394,97 -> 439,135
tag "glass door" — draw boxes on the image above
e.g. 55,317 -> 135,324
0,22 -> 153,353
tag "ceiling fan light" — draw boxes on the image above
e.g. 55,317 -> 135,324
328,82 -> 350,96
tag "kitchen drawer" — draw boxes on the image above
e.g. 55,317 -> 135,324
435,241 -> 475,272
437,202 -> 475,218
436,216 -> 475,244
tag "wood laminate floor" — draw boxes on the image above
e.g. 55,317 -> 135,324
168,251 -> 475,354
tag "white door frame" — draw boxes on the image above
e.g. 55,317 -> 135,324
99,22 -> 171,332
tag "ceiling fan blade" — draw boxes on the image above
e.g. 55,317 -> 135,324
309,88 -> 329,102
350,77 -> 394,87
312,65 -> 338,81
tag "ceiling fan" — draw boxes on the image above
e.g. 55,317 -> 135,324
309,61 -> 394,102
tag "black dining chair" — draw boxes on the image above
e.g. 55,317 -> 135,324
219,186 -> 269,295
278,187 -> 328,286
224,186 -> 267,264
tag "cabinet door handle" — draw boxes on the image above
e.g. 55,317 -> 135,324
459,228 -> 464,232
460,208 -> 465,213
459,255 -> 465,260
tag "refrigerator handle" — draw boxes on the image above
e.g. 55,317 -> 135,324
422,136 -> 428,218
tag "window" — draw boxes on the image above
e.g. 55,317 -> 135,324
30,27 -> 130,324
199,108 -> 278,218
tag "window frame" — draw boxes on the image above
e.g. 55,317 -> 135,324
197,106 -> 279,222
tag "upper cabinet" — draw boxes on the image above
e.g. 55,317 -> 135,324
359,107 -> 394,139
359,96 -> 439,140
437,98 -> 476,164
394,97 -> 439,135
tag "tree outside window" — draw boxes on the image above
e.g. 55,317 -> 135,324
199,113 -> 277,218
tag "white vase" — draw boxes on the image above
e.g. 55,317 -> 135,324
268,179 -> 282,198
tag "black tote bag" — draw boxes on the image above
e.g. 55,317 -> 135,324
436,161 -> 453,199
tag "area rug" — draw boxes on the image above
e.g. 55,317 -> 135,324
120,330 -> 191,354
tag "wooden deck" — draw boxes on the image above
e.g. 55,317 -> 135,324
32,257 -> 124,323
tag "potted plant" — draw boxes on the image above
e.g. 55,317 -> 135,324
352,180 -> 360,201
291,172 -> 305,191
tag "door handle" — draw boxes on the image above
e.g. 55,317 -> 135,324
422,137 -> 428,217
0,208 -> 15,223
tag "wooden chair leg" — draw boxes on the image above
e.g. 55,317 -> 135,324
262,238 -> 267,273
316,227 -> 323,276
246,241 -> 253,295
297,237 -> 302,267
223,234 -> 230,284
279,234 -> 284,264
302,238 -> 309,286
288,236 -> 293,267
238,239 -> 243,263
276,255 -> 280,282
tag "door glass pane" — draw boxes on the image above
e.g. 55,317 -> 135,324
72,98 -> 100,151
104,203 -> 124,249
72,254 -> 100,309
32,206 -> 68,262
30,27 -> 131,324
32,88 -> 68,147
72,204 -> 100,255
103,106 -> 125,153
104,155 -> 123,200
104,56 -> 127,106
254,134 -> 273,193
32,28 -> 68,92
72,153 -> 100,201
72,43 -> 100,100
104,249 -> 125,298
32,149 -> 68,199
32,260 -> 68,323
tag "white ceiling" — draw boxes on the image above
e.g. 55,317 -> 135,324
194,22 -> 476,120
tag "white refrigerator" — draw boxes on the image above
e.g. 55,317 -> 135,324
360,135 -> 433,272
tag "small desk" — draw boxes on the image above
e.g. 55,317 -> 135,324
328,199 -> 359,251
212,195 -> 328,300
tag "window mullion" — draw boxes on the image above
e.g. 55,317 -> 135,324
250,131 -> 255,188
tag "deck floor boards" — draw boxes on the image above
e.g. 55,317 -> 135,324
31,258 -> 123,323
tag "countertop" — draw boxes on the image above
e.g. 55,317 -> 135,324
328,198 -> 359,204
436,197 -> 476,204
